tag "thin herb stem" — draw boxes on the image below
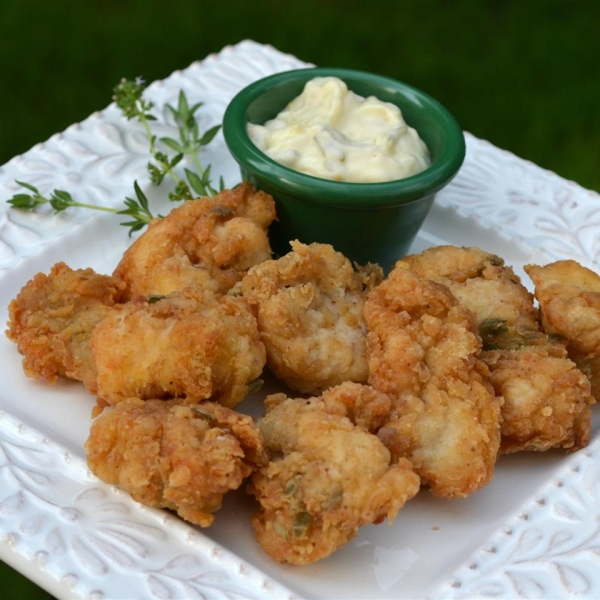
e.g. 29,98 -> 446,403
6,181 -> 155,236
159,158 -> 183,185
6,78 -> 225,235
70,202 -> 122,214
141,118 -> 156,154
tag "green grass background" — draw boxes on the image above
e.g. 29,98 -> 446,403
0,0 -> 598,596
1,0 -> 599,194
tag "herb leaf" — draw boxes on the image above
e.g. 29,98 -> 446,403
6,78 -> 226,234
113,77 -> 155,122
118,181 -> 156,235
199,124 -> 221,146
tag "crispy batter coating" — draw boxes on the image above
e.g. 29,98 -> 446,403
113,183 -> 276,299
403,245 -> 542,349
525,260 -> 600,355
404,247 -> 595,453
364,262 -> 501,498
525,260 -> 600,402
250,382 -> 420,565
5,262 -> 124,392
241,241 -> 382,393
90,287 -> 265,408
484,346 -> 592,452
571,352 -> 600,399
85,398 -> 267,527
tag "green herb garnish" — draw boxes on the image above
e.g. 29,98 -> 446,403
147,294 -> 166,304
162,90 -> 224,198
7,77 -> 224,234
480,318 -> 549,351
7,180 -> 155,236
293,512 -> 311,538
479,318 -> 509,350
192,407 -> 217,422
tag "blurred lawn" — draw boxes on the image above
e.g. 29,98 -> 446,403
0,0 -> 598,192
0,560 -> 55,600
0,0 -> 597,597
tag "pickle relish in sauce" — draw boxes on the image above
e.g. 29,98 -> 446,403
247,76 -> 431,183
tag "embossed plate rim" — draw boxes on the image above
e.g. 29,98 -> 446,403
1,40 -> 600,600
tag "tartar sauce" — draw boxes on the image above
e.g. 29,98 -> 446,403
247,76 -> 431,183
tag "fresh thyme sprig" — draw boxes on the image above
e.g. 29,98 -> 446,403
117,181 -> 157,234
113,79 -> 224,202
7,76 -> 224,234
162,91 -> 224,197
112,78 -> 186,192
7,181 -> 155,236
112,77 -> 156,123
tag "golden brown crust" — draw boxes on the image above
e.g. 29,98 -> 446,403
484,346 -> 593,452
525,260 -> 600,355
113,183 -> 276,299
404,247 -> 595,453
85,398 -> 267,527
241,241 -> 382,393
5,262 -> 124,392
250,382 -> 420,565
90,287 -> 265,408
403,245 -> 540,348
570,351 -> 600,399
364,262 -> 501,498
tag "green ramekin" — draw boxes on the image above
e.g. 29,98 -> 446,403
223,67 -> 465,271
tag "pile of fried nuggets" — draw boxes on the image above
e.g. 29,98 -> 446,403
6,183 -> 600,565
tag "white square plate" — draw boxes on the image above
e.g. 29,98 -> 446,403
1,41 -> 599,600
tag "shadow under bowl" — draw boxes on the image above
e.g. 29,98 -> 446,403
223,68 -> 466,271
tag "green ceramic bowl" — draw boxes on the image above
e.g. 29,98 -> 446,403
223,67 -> 465,271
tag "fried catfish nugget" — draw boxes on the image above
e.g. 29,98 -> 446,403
86,398 -> 267,527
525,260 -> 600,355
113,183 -> 276,299
525,260 -> 600,400
250,382 -> 420,565
404,246 -> 594,453
90,287 -> 265,409
6,262 -> 124,392
241,241 -> 382,394
403,245 -> 541,348
364,262 -> 501,498
484,346 -> 592,453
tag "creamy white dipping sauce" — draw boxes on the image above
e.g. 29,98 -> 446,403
247,76 -> 431,183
